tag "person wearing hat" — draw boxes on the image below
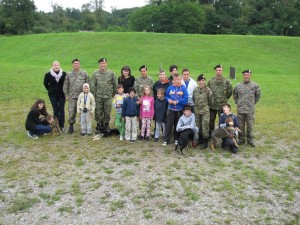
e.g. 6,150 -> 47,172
192,74 -> 212,149
207,64 -> 233,137
233,69 -> 261,147
63,59 -> 90,134
133,65 -> 154,98
90,58 -> 118,133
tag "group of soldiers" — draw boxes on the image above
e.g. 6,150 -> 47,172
63,58 -> 261,148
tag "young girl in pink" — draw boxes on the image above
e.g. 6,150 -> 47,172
139,85 -> 154,141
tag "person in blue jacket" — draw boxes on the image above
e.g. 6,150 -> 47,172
163,73 -> 188,146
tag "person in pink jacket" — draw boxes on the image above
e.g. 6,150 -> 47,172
139,85 -> 154,141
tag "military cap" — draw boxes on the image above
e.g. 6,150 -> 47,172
197,74 -> 206,81
242,69 -> 251,74
72,58 -> 80,63
214,64 -> 223,70
139,65 -> 147,71
98,58 -> 107,63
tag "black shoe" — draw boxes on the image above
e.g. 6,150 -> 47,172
68,124 -> 74,134
202,138 -> 208,149
81,133 -> 86,136
130,140 -> 135,143
238,140 -> 245,145
139,136 -> 144,141
231,146 -> 238,154
146,137 -> 150,142
154,138 -> 159,142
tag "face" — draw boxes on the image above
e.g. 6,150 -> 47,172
99,61 -> 107,71
173,77 -> 181,86
184,109 -> 192,117
182,71 -> 190,81
159,72 -> 166,81
123,70 -> 130,77
129,91 -> 135,98
140,68 -> 147,77
52,61 -> 60,72
223,105 -> 231,114
157,92 -> 164,99
171,68 -> 177,76
144,88 -> 151,96
83,85 -> 89,93
117,87 -> 124,94
38,103 -> 44,110
198,79 -> 205,87
72,61 -> 80,70
243,72 -> 251,82
215,67 -> 223,76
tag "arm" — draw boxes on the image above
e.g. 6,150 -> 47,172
90,93 -> 96,114
43,74 -> 49,90
77,94 -> 81,113
227,79 -> 233,99
255,84 -> 261,104
233,86 -> 238,104
63,72 -> 70,99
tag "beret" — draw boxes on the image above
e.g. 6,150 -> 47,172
242,69 -> 251,74
214,64 -> 223,70
139,65 -> 147,71
197,74 -> 206,81
98,58 -> 107,63
72,58 -> 80,63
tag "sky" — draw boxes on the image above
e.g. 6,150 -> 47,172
35,0 -> 147,13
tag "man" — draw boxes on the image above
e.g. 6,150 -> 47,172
207,64 -> 233,136
133,65 -> 154,98
233,69 -> 261,147
90,58 -> 117,133
168,64 -> 178,84
152,70 -> 170,99
63,59 -> 90,134
182,68 -> 197,111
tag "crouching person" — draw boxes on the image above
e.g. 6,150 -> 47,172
25,99 -> 52,139
77,83 -> 96,136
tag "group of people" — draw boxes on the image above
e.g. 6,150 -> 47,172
25,58 -> 261,153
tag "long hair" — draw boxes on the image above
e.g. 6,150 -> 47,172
120,65 -> 131,82
31,99 -> 48,116
141,85 -> 153,97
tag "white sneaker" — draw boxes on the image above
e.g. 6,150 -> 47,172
120,136 -> 123,141
27,132 -> 38,140
162,141 -> 167,146
174,140 -> 178,145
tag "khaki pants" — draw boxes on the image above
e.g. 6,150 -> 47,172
125,116 -> 138,141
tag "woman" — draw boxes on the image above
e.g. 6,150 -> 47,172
25,99 -> 52,139
44,61 -> 66,130
117,65 -> 135,94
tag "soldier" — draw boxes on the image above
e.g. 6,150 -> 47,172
63,59 -> 90,134
207,64 -> 233,137
233,69 -> 261,147
192,74 -> 212,149
90,58 -> 117,133
133,65 -> 154,98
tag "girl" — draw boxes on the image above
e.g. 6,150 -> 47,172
117,65 -> 135,94
25,99 -> 52,139
139,85 -> 154,141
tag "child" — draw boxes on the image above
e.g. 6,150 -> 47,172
154,88 -> 168,142
139,85 -> 154,141
25,99 -> 52,139
176,104 -> 199,146
163,73 -> 188,146
113,84 -> 127,140
122,87 -> 140,143
77,83 -> 96,136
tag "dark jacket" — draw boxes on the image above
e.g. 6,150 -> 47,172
44,71 -> 66,98
122,96 -> 140,117
219,113 -> 239,128
154,97 -> 168,123
118,75 -> 135,94
25,109 -> 49,132
153,79 -> 170,99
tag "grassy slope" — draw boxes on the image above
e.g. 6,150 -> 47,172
0,33 -> 299,224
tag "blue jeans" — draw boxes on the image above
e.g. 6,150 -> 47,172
30,124 -> 52,135
49,96 -> 65,128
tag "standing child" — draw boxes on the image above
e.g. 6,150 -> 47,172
154,88 -> 168,142
122,87 -> 140,143
139,85 -> 154,141
77,83 -> 95,136
113,84 -> 127,140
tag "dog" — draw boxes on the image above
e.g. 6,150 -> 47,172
101,128 -> 120,137
175,128 -> 194,155
46,115 -> 61,135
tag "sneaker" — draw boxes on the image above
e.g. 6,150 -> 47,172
81,133 -> 86,136
27,132 -> 38,140
174,140 -> 178,145
130,140 -> 135,143
146,137 -> 150,142
154,138 -> 159,142
61,127 -> 65,132
162,141 -> 168,146
120,136 -> 123,141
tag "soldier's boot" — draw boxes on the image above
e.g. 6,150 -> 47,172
95,123 -> 101,134
202,138 -> 209,149
198,135 -> 204,145
247,140 -> 255,147
101,123 -> 109,133
68,124 -> 74,134
238,139 -> 245,145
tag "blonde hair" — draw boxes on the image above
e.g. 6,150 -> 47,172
141,85 -> 153,97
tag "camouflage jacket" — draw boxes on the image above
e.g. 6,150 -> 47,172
207,76 -> 233,110
63,69 -> 90,99
233,81 -> 261,114
90,69 -> 117,99
133,76 -> 154,97
192,86 -> 212,114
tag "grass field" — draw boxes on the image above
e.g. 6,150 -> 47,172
0,32 -> 299,224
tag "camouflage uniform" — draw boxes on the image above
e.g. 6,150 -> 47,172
207,76 -> 232,135
90,69 -> 117,128
63,70 -> 90,124
233,80 -> 261,145
192,85 -> 212,139
133,76 -> 154,98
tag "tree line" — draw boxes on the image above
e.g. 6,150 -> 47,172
0,0 -> 299,36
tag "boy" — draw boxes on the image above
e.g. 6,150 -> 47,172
77,83 -> 96,136
176,104 -> 199,147
122,87 -> 140,143
113,84 -> 127,140
154,88 -> 168,142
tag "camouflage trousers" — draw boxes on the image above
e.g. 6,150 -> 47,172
95,97 -> 112,125
68,98 -> 78,124
209,108 -> 223,136
238,112 -> 255,143
195,113 -> 209,138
